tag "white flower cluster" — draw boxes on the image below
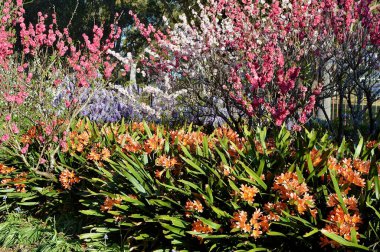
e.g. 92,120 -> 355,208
108,50 -> 188,122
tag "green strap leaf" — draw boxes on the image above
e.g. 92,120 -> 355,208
79,210 -> 104,217
303,228 -> 319,238
329,169 -> 348,214
178,179 -> 202,192
157,181 -> 191,196
195,216 -> 221,230
321,230 -> 369,251
187,232 -> 229,239
228,179 -> 240,192
211,206 -> 232,218
267,231 -> 286,237
238,161 -> 267,190
160,223 -> 185,236
366,202 -> 380,219
354,135 -> 364,158
281,211 -> 314,228
202,136 -> 209,159
143,121 -> 153,138
257,159 -> 265,177
180,155 -> 206,175
337,137 -> 346,157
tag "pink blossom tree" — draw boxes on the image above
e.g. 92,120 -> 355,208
0,0 -> 122,178
311,1 -> 380,139
128,0 -> 380,131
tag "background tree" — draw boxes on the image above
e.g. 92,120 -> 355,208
22,0 -> 195,54
315,1 -> 380,141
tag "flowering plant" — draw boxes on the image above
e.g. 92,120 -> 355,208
71,120 -> 380,251
128,0 -> 380,131
0,0 -> 123,178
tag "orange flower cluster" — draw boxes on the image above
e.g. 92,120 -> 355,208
254,140 -> 264,154
100,196 -> 122,212
20,119 -> 67,145
59,169 -> 80,190
20,126 -> 37,145
67,130 -> 91,153
0,170 -> 28,192
101,125 -> 119,138
13,172 -> 28,192
155,155 -> 181,178
127,194 -> 138,200
365,140 -> 377,149
320,194 -> 362,248
170,130 -> 207,152
240,184 -> 259,204
0,164 -> 27,192
192,220 -> 213,237
87,143 -> 111,162
214,126 -> 240,143
65,120 -> 92,153
218,163 -> 235,177
144,134 -> 165,154
328,157 -> 369,187
0,163 -> 15,174
310,148 -> 323,167
214,126 -> 246,158
155,155 -> 180,169
75,119 -> 90,129
231,210 -> 270,239
273,172 -> 316,216
0,178 -> 12,186
117,133 -> 141,153
143,123 -> 158,133
131,122 -> 145,132
254,138 -> 275,155
353,159 -> 371,174
263,202 -> 287,221
185,199 -> 204,217
326,194 -> 358,211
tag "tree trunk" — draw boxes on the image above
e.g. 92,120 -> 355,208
337,89 -> 345,142
129,63 -> 138,94
366,92 -> 374,136
317,104 -> 333,132
346,91 -> 359,140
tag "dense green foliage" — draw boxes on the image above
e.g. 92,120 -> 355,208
0,119 -> 379,251
0,212 -> 83,251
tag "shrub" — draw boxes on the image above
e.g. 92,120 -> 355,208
7,119 -> 375,251
0,0 -> 124,184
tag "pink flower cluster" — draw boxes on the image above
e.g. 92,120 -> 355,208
130,0 -> 380,126
0,0 -> 125,154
